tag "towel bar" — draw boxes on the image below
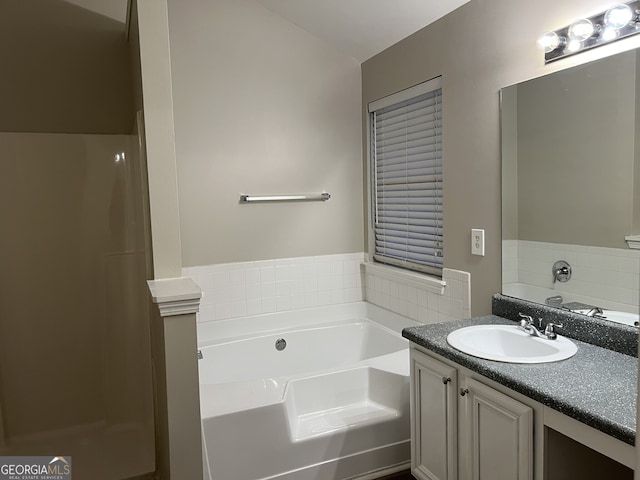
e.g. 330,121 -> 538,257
240,193 -> 330,203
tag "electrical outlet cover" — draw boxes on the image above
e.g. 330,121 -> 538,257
471,228 -> 485,256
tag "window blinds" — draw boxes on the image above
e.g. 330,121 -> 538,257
370,80 -> 443,277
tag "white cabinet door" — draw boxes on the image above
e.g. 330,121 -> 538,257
459,376 -> 533,480
410,349 -> 458,480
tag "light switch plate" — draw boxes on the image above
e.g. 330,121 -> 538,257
471,229 -> 485,256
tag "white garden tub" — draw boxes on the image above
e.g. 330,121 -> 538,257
197,302 -> 418,480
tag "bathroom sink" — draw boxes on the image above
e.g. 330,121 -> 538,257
446,325 -> 577,363
573,309 -> 639,327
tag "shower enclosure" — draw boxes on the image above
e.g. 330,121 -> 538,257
0,132 -> 155,479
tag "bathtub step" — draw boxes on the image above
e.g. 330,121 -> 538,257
290,401 -> 400,442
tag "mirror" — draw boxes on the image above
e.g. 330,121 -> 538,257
501,49 -> 640,327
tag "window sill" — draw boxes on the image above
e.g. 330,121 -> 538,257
362,262 -> 446,295
625,235 -> 640,249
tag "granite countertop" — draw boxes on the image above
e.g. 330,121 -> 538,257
402,315 -> 637,446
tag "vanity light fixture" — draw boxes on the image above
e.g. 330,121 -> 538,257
538,1 -> 640,63
567,18 -> 595,42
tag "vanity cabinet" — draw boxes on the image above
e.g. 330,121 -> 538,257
458,376 -> 533,480
410,350 -> 458,480
410,348 -> 533,480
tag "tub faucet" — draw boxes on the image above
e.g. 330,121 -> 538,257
552,260 -> 572,283
584,307 -> 604,318
546,295 -> 563,307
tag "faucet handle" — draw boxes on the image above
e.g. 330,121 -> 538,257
544,323 -> 563,340
518,313 -> 534,329
518,312 -> 533,323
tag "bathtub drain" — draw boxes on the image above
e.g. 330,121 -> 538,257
275,338 -> 287,351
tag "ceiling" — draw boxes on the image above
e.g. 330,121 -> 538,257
62,0 -> 470,63
255,0 -> 471,62
62,0 -> 128,23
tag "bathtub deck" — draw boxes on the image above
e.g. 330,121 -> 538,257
291,400 -> 401,441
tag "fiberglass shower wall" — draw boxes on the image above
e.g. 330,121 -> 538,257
0,133 -> 155,479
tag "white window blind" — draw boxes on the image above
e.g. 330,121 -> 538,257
369,78 -> 443,277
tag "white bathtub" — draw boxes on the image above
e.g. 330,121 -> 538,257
197,302 -> 419,480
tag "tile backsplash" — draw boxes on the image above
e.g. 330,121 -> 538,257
185,253 -> 471,325
503,239 -> 640,311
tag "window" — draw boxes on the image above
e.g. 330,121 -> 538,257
369,77 -> 443,277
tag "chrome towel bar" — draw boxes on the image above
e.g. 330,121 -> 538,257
240,193 -> 330,203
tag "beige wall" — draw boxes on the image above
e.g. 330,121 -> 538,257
0,0 -> 133,134
515,52 -> 636,249
362,0 -> 640,315
167,0 -> 363,267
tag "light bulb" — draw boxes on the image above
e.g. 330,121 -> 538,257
604,3 -> 633,30
568,18 -> 595,41
566,40 -> 582,52
537,32 -> 562,53
601,27 -> 619,41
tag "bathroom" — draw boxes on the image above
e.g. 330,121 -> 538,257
2,0 -> 640,479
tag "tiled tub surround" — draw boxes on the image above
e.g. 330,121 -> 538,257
185,253 -> 472,325
364,264 -> 471,323
503,240 -> 640,312
184,253 -> 365,322
403,293 -> 639,446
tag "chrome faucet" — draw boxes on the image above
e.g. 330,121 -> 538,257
543,323 -> 563,340
552,260 -> 572,283
518,313 -> 562,340
545,295 -> 563,307
518,313 -> 545,337
584,307 -> 604,318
